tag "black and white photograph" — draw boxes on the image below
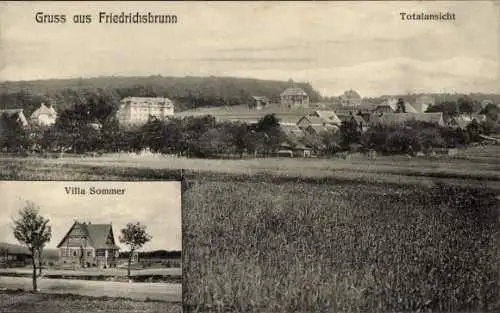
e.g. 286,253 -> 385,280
0,1 -> 499,313
0,181 -> 182,312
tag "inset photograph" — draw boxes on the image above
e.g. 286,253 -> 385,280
0,181 -> 182,313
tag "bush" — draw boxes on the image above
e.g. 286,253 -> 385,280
385,127 -> 422,154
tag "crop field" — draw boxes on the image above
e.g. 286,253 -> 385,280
0,290 -> 182,313
183,179 -> 499,313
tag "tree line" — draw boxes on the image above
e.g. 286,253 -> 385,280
0,76 -> 322,114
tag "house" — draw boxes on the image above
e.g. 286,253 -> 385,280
280,87 -> 309,109
309,110 -> 342,126
57,221 -> 120,269
460,114 -> 487,123
369,112 -> 445,128
373,105 -> 394,114
278,124 -> 316,157
448,114 -> 487,129
30,103 -> 57,126
248,96 -> 270,110
340,90 -> 362,107
447,116 -> 470,130
296,115 -> 326,129
414,95 -> 435,113
0,242 -> 32,268
394,101 -> 418,113
116,97 -> 174,125
0,109 -> 29,128
305,124 -> 338,136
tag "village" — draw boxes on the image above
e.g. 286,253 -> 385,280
0,85 -> 498,160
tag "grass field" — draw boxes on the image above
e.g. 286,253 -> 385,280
0,145 -> 499,190
0,290 -> 182,313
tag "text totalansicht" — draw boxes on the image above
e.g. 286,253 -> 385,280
400,12 -> 456,21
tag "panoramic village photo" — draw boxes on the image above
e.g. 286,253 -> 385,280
0,181 -> 182,313
0,1 -> 499,313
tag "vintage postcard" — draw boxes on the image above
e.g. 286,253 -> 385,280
0,1 -> 499,313
0,181 -> 182,312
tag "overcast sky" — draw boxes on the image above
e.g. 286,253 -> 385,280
0,181 -> 182,251
0,1 -> 498,97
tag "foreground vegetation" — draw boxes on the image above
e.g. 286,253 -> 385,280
0,290 -> 181,313
183,180 -> 499,313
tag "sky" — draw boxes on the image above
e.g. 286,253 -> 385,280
0,181 -> 182,251
0,1 -> 498,97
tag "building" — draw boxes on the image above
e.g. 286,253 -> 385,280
309,110 -> 342,126
369,112 -> 445,128
280,87 -> 309,109
296,115 -> 326,129
0,242 -> 32,268
0,109 -> 29,128
30,103 -> 57,126
248,96 -> 270,110
116,97 -> 174,125
340,90 -> 362,107
57,221 -> 120,269
414,95 -> 435,113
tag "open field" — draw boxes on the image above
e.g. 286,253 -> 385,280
0,267 -> 181,277
183,178 -> 499,312
0,145 -> 499,190
0,290 -> 182,313
0,276 -> 181,302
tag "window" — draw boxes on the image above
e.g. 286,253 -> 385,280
73,251 -> 77,257
87,251 -> 91,257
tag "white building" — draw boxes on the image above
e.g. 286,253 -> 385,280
116,97 -> 174,125
30,103 -> 57,126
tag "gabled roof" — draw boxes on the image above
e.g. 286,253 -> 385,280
449,116 -> 469,129
306,124 -> 332,134
31,103 -> 57,118
369,112 -> 444,126
297,115 -> 325,126
251,96 -> 270,102
312,110 -> 342,124
0,109 -> 29,127
57,221 -> 119,250
396,102 -> 418,113
280,87 -> 308,97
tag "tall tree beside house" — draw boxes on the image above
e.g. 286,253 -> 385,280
12,202 -> 52,292
119,222 -> 152,279
340,118 -> 361,149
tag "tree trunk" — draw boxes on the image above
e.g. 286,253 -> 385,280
31,250 -> 37,292
38,250 -> 43,276
127,251 -> 133,280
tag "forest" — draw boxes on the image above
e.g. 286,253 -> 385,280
0,75 -> 322,115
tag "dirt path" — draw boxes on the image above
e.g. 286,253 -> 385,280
0,276 -> 181,302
